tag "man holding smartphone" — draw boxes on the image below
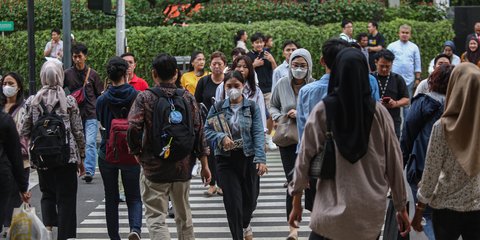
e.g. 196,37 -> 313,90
374,50 -> 409,138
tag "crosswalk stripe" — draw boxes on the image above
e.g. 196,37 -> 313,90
77,152 -> 313,239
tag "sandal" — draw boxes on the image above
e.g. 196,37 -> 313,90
203,186 -> 217,197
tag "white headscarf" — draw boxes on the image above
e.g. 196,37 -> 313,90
31,60 -> 68,114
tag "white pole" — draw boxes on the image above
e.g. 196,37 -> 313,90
116,0 -> 125,56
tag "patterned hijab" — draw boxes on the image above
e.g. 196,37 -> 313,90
31,61 -> 68,114
441,63 -> 480,177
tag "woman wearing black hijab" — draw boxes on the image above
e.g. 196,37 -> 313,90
288,48 -> 410,239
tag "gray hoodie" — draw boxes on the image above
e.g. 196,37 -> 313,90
270,48 -> 314,121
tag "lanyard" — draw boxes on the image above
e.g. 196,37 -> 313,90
375,72 -> 390,98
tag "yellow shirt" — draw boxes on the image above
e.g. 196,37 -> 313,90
181,71 -> 210,95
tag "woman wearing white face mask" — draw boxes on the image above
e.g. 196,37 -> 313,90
205,71 -> 267,240
0,72 -> 31,235
270,48 -> 315,240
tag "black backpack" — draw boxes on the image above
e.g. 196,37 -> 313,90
148,88 -> 195,161
30,102 -> 70,169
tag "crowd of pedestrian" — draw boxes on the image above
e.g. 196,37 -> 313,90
1,19 -> 480,240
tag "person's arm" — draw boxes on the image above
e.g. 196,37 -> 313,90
369,75 -> 380,101
127,92 -> 146,156
43,41 -> 52,57
414,46 -> 422,86
251,103 -> 266,164
400,97 -> 425,166
269,80 -> 283,121
296,89 -> 307,147
265,51 -> 277,69
3,114 -> 29,193
271,68 -> 280,93
20,97 -> 33,138
194,76 -> 205,104
93,72 -> 104,97
68,97 -> 86,158
417,123 -> 445,204
214,82 -> 225,101
382,106 -> 409,234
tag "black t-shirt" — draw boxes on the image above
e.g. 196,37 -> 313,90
368,32 -> 386,71
194,75 -> 221,111
247,50 -> 273,94
375,73 -> 409,127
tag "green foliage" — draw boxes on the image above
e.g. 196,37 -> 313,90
0,19 -> 454,90
0,0 -> 446,32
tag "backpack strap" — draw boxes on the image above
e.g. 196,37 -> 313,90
39,101 -> 60,115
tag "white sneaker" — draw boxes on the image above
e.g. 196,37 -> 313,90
266,134 -> 278,151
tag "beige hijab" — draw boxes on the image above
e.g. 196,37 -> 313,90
441,62 -> 480,177
31,61 -> 68,114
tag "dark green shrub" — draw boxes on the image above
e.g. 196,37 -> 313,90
0,19 -> 454,90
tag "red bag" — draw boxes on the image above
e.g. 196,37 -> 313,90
70,68 -> 90,105
106,118 -> 138,165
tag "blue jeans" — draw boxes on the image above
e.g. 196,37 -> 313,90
98,150 -> 142,239
403,81 -> 414,125
84,119 -> 98,176
410,183 -> 435,240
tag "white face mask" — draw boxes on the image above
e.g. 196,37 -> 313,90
291,67 -> 308,79
2,85 -> 18,98
227,88 -> 243,101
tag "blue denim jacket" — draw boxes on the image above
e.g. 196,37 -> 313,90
204,98 -> 266,163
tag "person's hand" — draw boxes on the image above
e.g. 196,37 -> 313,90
253,57 -> 264,68
256,163 -> 268,176
201,166 -> 212,186
20,191 -> 31,203
288,204 -> 303,228
264,51 -> 275,63
222,136 -> 234,150
382,98 -> 397,109
411,208 -> 424,232
396,208 -> 411,237
77,161 -> 86,177
287,109 -> 297,119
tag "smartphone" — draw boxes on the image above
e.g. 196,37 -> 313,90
258,51 -> 265,59
382,96 -> 391,104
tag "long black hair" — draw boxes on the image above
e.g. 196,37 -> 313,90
232,55 -> 256,98
188,51 -> 205,76
233,30 -> 246,45
0,72 -> 25,114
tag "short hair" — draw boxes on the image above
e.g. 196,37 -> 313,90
106,56 -> 129,82
399,24 -> 411,32
429,64 -> 454,94
433,53 -> 451,66
341,19 -> 353,28
152,53 -> 178,82
51,28 -> 61,35
282,40 -> 301,51
231,47 -> 246,57
264,35 -> 273,42
250,32 -> 264,43
210,51 -> 227,65
71,43 -> 88,55
120,52 -> 136,59
369,21 -> 378,29
224,70 -> 245,84
356,33 -> 369,42
374,49 -> 395,62
321,38 -> 351,69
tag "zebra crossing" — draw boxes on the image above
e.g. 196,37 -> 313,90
75,151 -> 313,239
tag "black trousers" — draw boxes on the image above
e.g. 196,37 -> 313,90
4,168 -> 30,227
38,163 -> 78,240
433,208 -> 480,240
0,167 -> 14,233
216,150 -> 258,240
279,144 -> 297,221
208,140 -> 218,186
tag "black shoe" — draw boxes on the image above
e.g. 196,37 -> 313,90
83,173 -> 93,183
168,203 -> 175,218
